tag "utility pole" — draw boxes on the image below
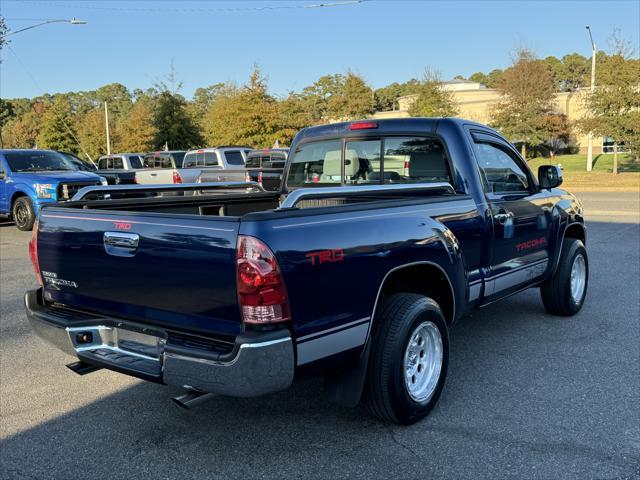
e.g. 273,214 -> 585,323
586,26 -> 596,172
104,101 -> 111,155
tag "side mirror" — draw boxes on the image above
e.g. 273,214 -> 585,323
538,165 -> 563,189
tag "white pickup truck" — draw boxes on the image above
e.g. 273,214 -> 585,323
134,148 -> 251,184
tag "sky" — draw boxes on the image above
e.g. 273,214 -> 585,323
1,0 -> 639,100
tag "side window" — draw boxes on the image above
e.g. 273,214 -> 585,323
112,158 -> 124,169
143,156 -> 154,168
129,156 -> 143,169
183,154 -> 196,168
161,156 -> 173,168
382,137 -> 452,184
204,152 -> 219,166
344,139 -> 382,184
98,158 -> 109,170
474,142 -> 530,193
245,154 -> 261,168
269,153 -> 286,169
286,139 -> 342,188
224,151 -> 244,166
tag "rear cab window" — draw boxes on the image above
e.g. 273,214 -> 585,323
224,151 -> 244,166
184,151 -> 220,168
286,136 -> 453,189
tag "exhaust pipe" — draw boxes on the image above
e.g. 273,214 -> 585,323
171,390 -> 216,410
66,361 -> 102,375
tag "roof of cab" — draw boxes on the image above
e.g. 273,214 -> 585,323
294,117 -> 492,142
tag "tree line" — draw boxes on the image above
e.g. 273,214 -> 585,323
1,37 -> 638,165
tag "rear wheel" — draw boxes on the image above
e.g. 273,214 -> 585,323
363,293 -> 449,424
12,197 -> 36,231
540,238 -> 588,316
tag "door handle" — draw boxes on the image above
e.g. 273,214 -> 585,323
104,232 -> 140,257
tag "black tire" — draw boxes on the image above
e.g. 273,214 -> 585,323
363,293 -> 449,425
12,196 -> 36,231
540,238 -> 588,316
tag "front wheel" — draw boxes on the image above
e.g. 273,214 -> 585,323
12,197 -> 36,231
540,238 -> 588,316
363,293 -> 449,425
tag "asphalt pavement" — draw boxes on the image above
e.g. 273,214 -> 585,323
1,191 -> 638,480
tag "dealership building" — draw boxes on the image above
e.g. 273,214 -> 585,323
374,79 -> 609,154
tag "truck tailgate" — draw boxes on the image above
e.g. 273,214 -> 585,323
36,207 -> 241,339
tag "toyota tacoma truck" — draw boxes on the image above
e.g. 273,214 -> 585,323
0,149 -> 106,231
24,118 -> 588,424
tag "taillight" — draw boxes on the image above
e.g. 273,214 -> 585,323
172,170 -> 182,184
245,172 -> 251,182
236,236 -> 290,324
134,173 -> 139,184
257,171 -> 263,186
404,160 -> 410,176
29,219 -> 42,286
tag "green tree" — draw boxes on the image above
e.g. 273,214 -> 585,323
374,79 -> 421,111
0,15 -> 9,52
326,72 -> 375,120
407,69 -> 458,118
4,110 -> 41,149
75,108 -> 117,161
117,97 -> 158,152
299,73 -> 345,122
0,98 -> 15,147
490,49 -> 556,158
203,67 -> 279,147
469,69 -> 503,88
189,83 -> 227,124
38,97 -> 79,153
579,41 -> 640,171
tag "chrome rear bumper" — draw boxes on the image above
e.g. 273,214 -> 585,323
25,289 -> 294,397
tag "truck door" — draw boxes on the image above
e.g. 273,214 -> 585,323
470,131 -> 552,299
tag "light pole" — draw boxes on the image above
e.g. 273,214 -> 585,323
586,26 -> 596,172
2,18 -> 86,38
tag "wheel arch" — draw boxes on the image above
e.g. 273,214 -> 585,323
564,222 -> 586,244
371,261 -> 456,328
550,221 -> 586,276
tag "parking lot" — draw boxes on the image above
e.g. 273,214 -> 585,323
1,191 -> 638,480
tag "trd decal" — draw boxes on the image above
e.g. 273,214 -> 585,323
306,249 -> 344,266
114,222 -> 132,231
516,237 -> 547,252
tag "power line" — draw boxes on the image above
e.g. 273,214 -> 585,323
16,0 -> 366,13
5,44 -> 94,161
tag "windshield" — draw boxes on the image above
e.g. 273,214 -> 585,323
5,151 -> 77,172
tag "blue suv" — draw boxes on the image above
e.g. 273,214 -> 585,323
0,149 -> 105,230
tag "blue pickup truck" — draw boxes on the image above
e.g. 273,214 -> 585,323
0,149 -> 105,230
24,118 -> 588,424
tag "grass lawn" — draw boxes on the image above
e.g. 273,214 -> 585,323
527,153 -> 640,191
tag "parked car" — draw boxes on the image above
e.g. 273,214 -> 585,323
0,149 -> 105,230
96,153 -> 144,185
24,118 -> 587,424
136,147 -> 252,185
242,148 -> 288,191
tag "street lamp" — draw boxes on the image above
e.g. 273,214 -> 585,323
586,25 -> 596,172
3,18 -> 87,37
